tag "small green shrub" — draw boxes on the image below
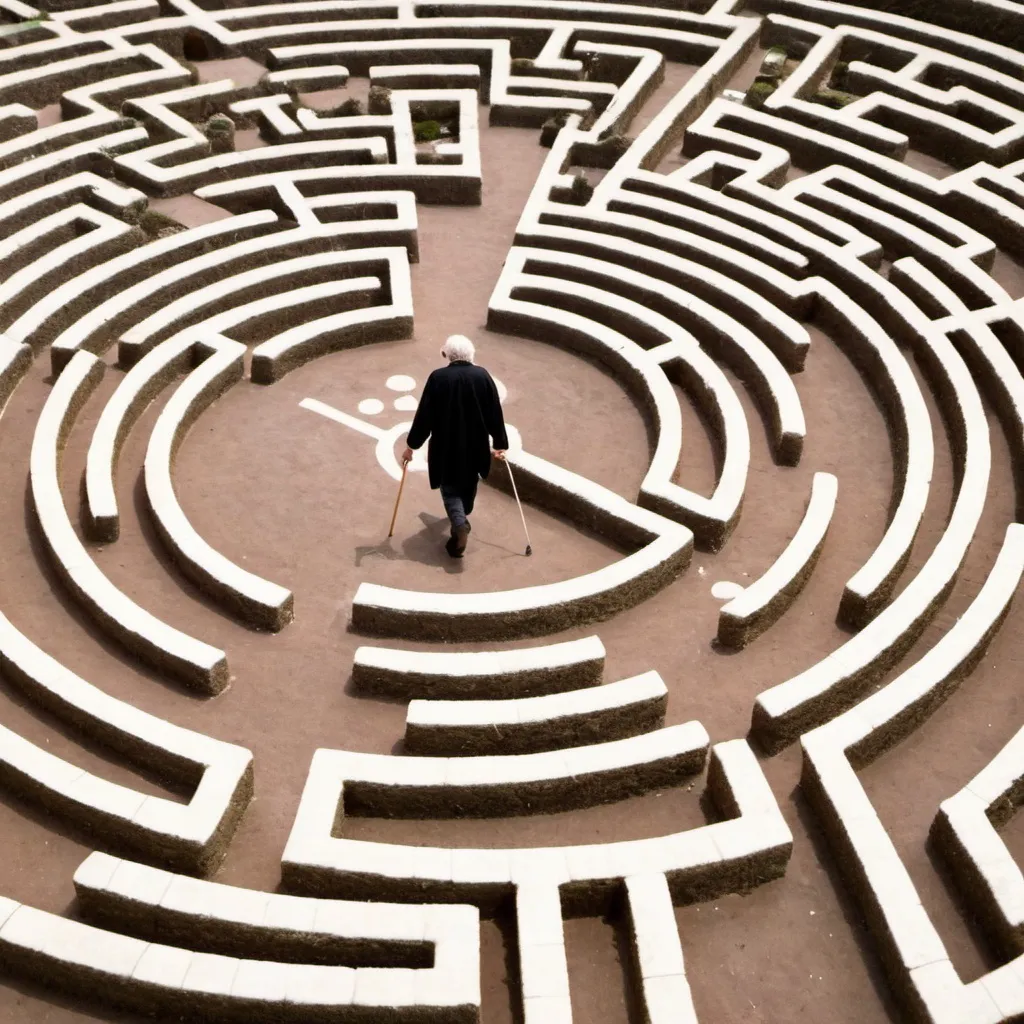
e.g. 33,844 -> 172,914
510,57 -> 535,74
830,60 -> 850,89
203,114 -> 234,153
812,88 -> 858,109
327,97 -> 364,117
745,80 -> 778,109
413,119 -> 442,142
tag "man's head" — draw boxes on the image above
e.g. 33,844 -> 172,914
441,334 -> 475,364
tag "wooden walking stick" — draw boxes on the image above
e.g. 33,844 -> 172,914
505,459 -> 533,556
388,461 -> 409,538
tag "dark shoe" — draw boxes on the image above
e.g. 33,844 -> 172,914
445,535 -> 462,559
451,523 -> 470,556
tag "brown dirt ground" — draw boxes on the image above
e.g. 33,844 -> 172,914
1,53 -> 1023,1024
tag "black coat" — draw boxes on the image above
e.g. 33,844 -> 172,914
407,361 -> 509,489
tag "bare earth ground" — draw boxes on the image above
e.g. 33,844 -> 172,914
0,56 -> 1023,1024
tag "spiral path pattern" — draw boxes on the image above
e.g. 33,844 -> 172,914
0,0 -> 1022,1021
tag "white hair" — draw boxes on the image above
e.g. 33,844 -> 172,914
442,334 -> 476,363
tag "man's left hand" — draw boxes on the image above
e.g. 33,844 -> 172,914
402,447 -> 414,465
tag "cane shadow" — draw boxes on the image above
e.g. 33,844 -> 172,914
353,539 -> 405,567
354,513 -> 465,574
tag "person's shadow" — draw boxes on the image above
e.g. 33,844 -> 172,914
355,512 -> 465,574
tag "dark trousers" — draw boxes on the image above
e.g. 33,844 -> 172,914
439,478 -> 478,530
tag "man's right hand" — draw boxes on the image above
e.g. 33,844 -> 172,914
492,449 -> 507,461
402,447 -> 414,465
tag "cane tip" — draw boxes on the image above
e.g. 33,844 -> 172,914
525,545 -> 532,556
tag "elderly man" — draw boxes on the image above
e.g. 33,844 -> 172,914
403,335 -> 508,558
